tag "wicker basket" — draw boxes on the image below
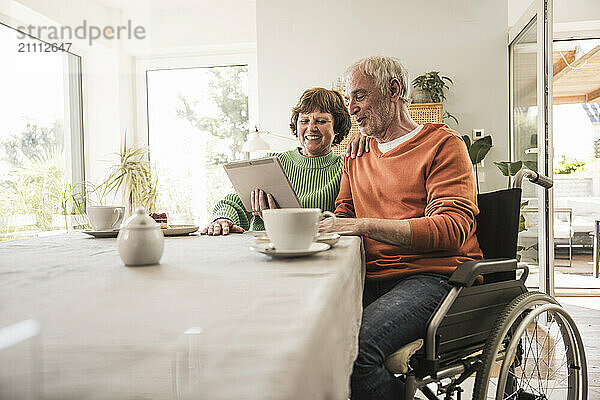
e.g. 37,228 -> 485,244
332,103 -> 444,155
408,102 -> 444,124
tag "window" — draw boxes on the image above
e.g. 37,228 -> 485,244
0,22 -> 84,241
145,64 -> 250,225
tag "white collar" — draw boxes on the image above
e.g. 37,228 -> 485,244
377,124 -> 424,154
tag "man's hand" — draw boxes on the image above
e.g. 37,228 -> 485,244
345,135 -> 370,159
319,217 -> 365,235
318,217 -> 412,248
201,218 -> 245,236
250,189 -> 279,218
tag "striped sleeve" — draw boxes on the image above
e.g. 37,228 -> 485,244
277,151 -> 342,212
211,193 -> 252,230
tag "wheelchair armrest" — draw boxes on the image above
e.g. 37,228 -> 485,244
448,258 -> 517,287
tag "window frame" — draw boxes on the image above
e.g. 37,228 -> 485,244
64,51 -> 86,188
0,18 -> 85,205
135,47 -> 258,151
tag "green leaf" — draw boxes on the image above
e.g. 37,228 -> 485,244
523,160 -> 537,171
411,71 -> 453,105
461,135 -> 471,150
494,161 -> 522,177
469,135 -> 492,165
508,161 -> 523,176
494,161 -> 508,175
519,214 -> 526,232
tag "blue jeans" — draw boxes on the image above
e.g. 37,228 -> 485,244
350,274 -> 452,400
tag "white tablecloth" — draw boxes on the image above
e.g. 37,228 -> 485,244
0,232 -> 364,399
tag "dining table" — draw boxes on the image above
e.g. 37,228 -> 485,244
0,231 -> 365,399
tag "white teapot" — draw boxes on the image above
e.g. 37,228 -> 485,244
117,207 -> 164,266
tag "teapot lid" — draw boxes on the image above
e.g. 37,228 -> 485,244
121,207 -> 159,230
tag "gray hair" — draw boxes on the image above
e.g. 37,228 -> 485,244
344,56 -> 411,104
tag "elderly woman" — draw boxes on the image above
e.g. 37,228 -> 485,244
202,87 -> 351,235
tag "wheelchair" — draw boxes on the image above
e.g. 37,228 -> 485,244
384,169 -> 588,400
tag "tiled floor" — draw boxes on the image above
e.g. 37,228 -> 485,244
560,297 -> 600,398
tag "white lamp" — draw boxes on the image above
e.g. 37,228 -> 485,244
243,126 -> 271,152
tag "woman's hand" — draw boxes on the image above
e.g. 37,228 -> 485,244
201,218 -> 245,236
345,135 -> 370,159
250,189 -> 279,218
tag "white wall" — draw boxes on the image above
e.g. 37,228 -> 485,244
257,0 -> 509,191
120,0 -> 256,56
508,0 -> 532,28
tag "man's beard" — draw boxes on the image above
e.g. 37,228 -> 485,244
360,98 -> 394,139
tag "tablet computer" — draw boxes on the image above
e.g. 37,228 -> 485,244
223,156 -> 302,212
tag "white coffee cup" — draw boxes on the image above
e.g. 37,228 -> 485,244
262,208 -> 336,251
87,205 -> 125,230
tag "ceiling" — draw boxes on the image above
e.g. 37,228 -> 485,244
553,40 -> 600,105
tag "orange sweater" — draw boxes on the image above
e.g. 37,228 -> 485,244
335,123 -> 483,280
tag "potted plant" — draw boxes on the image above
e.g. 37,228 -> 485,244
493,160 -> 538,261
412,71 -> 459,124
493,160 -> 537,189
51,181 -> 88,231
461,135 -> 492,194
99,131 -> 158,216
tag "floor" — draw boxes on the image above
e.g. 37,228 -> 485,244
526,253 -> 600,293
554,252 -> 599,279
513,250 -> 600,397
560,297 -> 600,398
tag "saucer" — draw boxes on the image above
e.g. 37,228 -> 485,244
314,233 -> 341,247
254,233 -> 341,247
162,225 -> 199,236
82,229 -> 119,238
250,242 -> 330,258
253,234 -> 271,243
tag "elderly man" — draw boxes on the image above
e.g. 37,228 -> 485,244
332,56 -> 483,399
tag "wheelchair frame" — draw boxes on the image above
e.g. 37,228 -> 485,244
395,170 -> 588,400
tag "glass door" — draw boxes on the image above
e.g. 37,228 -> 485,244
509,0 -> 554,294
552,38 -> 600,294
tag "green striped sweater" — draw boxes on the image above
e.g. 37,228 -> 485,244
212,148 -> 343,231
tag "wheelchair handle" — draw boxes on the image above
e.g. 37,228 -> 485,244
513,169 -> 553,189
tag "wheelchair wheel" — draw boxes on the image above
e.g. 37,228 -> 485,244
472,292 -> 587,400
